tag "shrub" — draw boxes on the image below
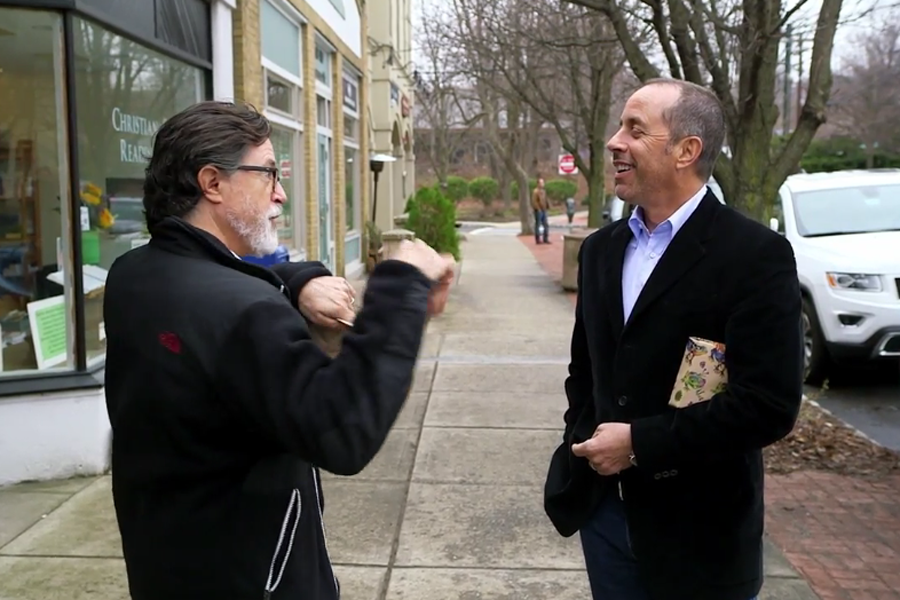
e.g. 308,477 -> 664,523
407,186 -> 461,260
510,178 -> 537,200
545,179 -> 578,203
442,176 -> 469,203
468,176 -> 500,207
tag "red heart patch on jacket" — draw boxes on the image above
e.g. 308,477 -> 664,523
158,332 -> 182,354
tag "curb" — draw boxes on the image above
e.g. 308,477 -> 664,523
804,394 -> 888,450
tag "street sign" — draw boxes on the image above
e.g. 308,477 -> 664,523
280,159 -> 292,179
558,154 -> 578,175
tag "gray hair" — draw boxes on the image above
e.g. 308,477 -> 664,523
642,78 -> 726,179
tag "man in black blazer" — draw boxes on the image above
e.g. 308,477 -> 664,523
544,79 -> 803,600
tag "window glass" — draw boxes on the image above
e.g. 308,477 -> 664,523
266,75 -> 293,115
261,0 -> 300,76
314,46 -> 330,86
343,115 -> 357,141
326,0 -> 346,18
317,96 -> 331,129
792,184 -> 900,237
0,8 -> 75,375
270,126 -> 295,246
72,15 -> 206,364
344,147 -> 359,232
317,134 -> 333,270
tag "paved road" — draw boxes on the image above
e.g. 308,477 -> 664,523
811,362 -> 900,451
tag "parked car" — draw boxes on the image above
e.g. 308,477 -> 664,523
768,169 -> 900,384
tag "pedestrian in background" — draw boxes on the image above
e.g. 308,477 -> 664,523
103,101 -> 455,600
544,79 -> 803,600
532,177 -> 550,244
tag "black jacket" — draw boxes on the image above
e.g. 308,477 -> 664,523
544,192 -> 803,600
104,217 -> 432,600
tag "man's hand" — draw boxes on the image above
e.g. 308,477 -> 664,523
390,239 -> 454,282
426,258 -> 455,316
571,423 -> 633,475
297,276 -> 356,329
390,240 -> 456,317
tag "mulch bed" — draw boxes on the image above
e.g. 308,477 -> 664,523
764,394 -> 900,478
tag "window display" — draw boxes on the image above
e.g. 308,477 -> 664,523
72,16 -> 205,365
0,8 -> 74,375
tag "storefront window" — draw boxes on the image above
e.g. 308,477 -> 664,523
72,16 -> 205,365
0,8 -> 75,376
270,127 -> 295,246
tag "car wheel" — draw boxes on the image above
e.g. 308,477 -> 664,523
802,297 -> 830,386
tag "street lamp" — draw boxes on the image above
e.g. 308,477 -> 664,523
369,153 -> 397,224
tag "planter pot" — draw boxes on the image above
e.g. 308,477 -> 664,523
365,246 -> 384,272
562,228 -> 597,291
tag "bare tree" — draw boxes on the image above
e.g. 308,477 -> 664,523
448,0 -> 627,227
412,13 -> 477,185
829,17 -> 900,164
560,0 -> 847,219
423,0 -> 547,234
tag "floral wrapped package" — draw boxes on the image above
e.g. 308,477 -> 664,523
668,336 -> 728,408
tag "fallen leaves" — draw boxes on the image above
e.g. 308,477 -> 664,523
764,399 -> 900,477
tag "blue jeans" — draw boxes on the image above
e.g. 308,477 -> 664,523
579,491 -> 757,600
534,209 -> 549,243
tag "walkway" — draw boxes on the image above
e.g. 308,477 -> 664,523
0,234 -> 818,599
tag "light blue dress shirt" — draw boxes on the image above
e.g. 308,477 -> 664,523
621,186 -> 708,323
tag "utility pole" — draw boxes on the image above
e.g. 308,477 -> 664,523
783,24 -> 793,136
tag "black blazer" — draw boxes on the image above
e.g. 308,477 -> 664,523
544,191 -> 803,600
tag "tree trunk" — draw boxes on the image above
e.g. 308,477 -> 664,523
500,172 -> 511,209
586,145 -> 606,228
517,173 -> 533,235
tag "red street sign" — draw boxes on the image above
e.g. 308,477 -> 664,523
558,154 -> 578,175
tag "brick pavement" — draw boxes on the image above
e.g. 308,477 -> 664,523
520,232 -> 900,600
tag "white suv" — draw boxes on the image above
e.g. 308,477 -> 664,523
768,169 -> 900,384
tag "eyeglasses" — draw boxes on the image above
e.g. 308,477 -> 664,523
235,165 -> 281,188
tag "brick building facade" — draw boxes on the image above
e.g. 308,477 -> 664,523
233,0 -> 370,278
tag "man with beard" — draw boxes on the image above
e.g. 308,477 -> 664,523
103,101 -> 455,600
543,79 -> 803,600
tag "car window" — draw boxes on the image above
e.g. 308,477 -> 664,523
791,183 -> 900,237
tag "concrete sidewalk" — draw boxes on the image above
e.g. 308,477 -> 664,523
0,234 -> 819,599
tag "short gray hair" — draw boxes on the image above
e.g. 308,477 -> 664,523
642,78 -> 726,179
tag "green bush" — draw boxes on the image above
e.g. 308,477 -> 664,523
510,179 -> 537,200
407,186 -> 461,261
545,179 -> 578,203
468,176 -> 500,207
442,176 -> 469,203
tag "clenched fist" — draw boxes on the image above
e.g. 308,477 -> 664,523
389,239 -> 456,317
297,276 -> 356,329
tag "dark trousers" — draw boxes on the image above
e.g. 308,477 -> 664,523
534,209 -> 549,243
579,489 -> 650,600
580,490 -> 758,600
